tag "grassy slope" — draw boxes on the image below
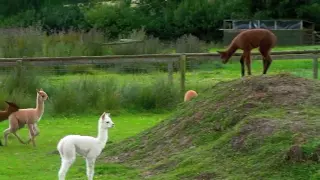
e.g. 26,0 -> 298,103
102,74 -> 320,180
0,112 -> 170,180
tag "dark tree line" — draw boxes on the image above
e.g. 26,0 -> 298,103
0,0 -> 319,41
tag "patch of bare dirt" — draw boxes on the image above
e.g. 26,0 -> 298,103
240,74 -> 313,106
193,172 -> 216,180
285,145 -> 306,162
285,144 -> 320,163
231,118 -> 277,151
311,145 -> 320,162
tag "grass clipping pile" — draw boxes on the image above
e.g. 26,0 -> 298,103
103,73 -> 320,180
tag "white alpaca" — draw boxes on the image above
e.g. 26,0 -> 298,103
57,112 -> 115,180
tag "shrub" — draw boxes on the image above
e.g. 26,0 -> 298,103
175,34 -> 206,53
85,3 -> 144,39
110,29 -> 164,55
2,62 -> 45,94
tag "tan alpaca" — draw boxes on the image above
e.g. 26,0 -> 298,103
3,88 -> 48,147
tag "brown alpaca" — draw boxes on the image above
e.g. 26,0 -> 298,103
217,29 -> 277,77
0,101 -> 19,123
0,101 -> 19,146
184,90 -> 198,102
2,88 -> 48,147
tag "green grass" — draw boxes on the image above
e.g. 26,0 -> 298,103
182,58 -> 319,92
33,57 -> 319,96
0,112 -> 170,180
101,74 -> 320,179
0,45 -> 319,179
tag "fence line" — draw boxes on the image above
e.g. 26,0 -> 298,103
0,50 -> 319,96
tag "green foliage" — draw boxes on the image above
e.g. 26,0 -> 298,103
120,76 -> 180,111
41,5 -> 90,32
85,3 -> 144,39
2,63 -> 44,95
1,0 -> 319,41
0,67 -> 180,115
175,34 -> 206,53
0,27 -> 172,58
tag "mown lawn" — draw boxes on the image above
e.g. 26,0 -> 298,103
0,112 -> 170,180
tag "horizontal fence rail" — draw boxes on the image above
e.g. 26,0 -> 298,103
0,50 -> 319,96
0,50 -> 320,64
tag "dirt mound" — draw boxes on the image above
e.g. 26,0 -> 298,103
102,74 -> 320,179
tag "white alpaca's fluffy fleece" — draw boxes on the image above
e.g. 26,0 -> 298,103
57,112 -> 114,180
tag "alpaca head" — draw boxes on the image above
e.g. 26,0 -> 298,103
4,101 -> 19,113
217,51 -> 229,64
184,90 -> 198,102
36,88 -> 48,101
99,112 -> 114,129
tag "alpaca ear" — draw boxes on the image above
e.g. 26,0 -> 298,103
4,101 -> 10,106
4,101 -> 19,109
40,88 -> 43,91
36,89 -> 40,93
217,51 -> 227,58
101,112 -> 106,119
5,101 -> 12,105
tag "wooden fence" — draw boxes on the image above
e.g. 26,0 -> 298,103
0,50 -> 319,95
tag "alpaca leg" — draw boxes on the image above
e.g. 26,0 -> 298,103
27,124 -> 36,147
26,124 -> 40,144
58,158 -> 75,180
263,54 -> 272,74
244,52 -> 252,76
58,140 -> 76,180
12,132 -> 26,144
259,48 -> 273,74
240,54 -> 245,77
86,158 -> 96,180
262,57 -> 267,74
33,124 -> 40,136
3,128 -> 12,146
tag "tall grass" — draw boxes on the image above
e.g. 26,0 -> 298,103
0,67 -> 181,116
0,26 -> 220,58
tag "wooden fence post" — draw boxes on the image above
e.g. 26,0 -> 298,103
180,54 -> 186,96
313,55 -> 318,79
16,59 -> 23,77
167,61 -> 173,84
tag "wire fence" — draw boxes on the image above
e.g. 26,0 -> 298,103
0,51 -> 319,93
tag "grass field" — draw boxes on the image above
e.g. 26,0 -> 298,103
0,112 -> 170,180
0,45 -> 319,179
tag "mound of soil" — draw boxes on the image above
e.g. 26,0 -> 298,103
102,74 -> 320,179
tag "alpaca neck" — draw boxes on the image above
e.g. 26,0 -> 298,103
225,42 -> 238,59
36,96 -> 44,115
97,127 -> 108,148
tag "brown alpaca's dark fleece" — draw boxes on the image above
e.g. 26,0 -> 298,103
0,101 -> 19,146
0,101 -> 19,122
217,28 -> 277,77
